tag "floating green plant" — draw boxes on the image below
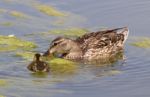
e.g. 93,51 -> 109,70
0,8 -> 29,18
0,79 -> 7,87
0,35 -> 37,52
48,58 -> 78,75
0,22 -> 13,27
52,12 -> 87,26
35,4 -> 66,17
97,70 -> 121,77
15,51 -> 35,60
31,72 -> 48,78
131,38 -> 150,48
0,95 -> 5,97
107,70 -> 121,75
0,45 -> 18,52
48,28 -> 88,37
0,8 -> 7,13
10,11 -> 28,18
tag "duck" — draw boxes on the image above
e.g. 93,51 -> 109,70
43,27 -> 129,61
27,53 -> 50,72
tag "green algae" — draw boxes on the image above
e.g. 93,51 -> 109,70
0,45 -> 18,52
52,13 -> 87,26
31,72 -> 48,78
131,37 -> 150,48
0,8 -> 29,18
106,70 -> 121,76
10,11 -> 28,18
48,58 -> 78,75
0,8 -> 7,13
0,95 -> 5,97
48,28 -> 88,37
0,79 -> 7,87
35,4 -> 66,17
0,35 -> 37,52
0,22 -> 14,27
96,70 -> 121,77
15,51 -> 35,60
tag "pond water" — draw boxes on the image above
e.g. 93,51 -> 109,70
0,0 -> 150,97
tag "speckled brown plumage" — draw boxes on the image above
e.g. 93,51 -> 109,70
27,53 -> 50,72
44,27 -> 129,60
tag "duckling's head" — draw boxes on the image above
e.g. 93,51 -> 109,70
43,37 -> 82,58
34,53 -> 41,61
27,53 -> 50,72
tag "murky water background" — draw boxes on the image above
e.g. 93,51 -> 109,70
0,0 -> 150,97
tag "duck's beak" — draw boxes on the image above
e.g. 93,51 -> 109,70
43,50 -> 50,56
43,48 -> 55,56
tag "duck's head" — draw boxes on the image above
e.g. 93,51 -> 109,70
27,53 -> 50,72
43,37 -> 82,59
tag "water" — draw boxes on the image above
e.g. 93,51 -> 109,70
0,0 -> 150,97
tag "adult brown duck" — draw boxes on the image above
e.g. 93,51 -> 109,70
44,27 -> 129,61
27,53 -> 50,72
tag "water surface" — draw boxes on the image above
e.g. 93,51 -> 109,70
0,0 -> 150,97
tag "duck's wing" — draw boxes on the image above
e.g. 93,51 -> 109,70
76,27 -> 129,52
37,61 -> 50,72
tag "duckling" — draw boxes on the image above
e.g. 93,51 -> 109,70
44,27 -> 129,61
27,53 -> 50,72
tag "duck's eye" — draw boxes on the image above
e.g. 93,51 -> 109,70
53,43 -> 58,46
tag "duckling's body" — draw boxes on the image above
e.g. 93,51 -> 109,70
27,53 -> 50,72
44,27 -> 129,61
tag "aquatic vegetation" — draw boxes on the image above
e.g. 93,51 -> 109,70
48,28 -> 88,37
0,95 -> 5,97
52,13 -> 87,26
0,79 -> 7,87
48,58 -> 78,75
31,72 -> 48,78
35,4 -> 66,17
0,45 -> 18,52
0,8 -> 7,13
0,22 -> 13,27
131,37 -> 150,48
16,51 -> 35,60
108,70 -> 121,75
0,8 -> 29,18
96,70 -> 121,77
0,35 -> 37,52
10,11 -> 28,18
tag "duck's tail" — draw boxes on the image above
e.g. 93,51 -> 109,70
115,27 -> 129,44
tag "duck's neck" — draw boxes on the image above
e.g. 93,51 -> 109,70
65,41 -> 83,59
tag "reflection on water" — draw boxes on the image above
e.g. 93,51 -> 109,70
0,0 -> 150,97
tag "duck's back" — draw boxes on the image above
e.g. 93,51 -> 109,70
76,27 -> 129,60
